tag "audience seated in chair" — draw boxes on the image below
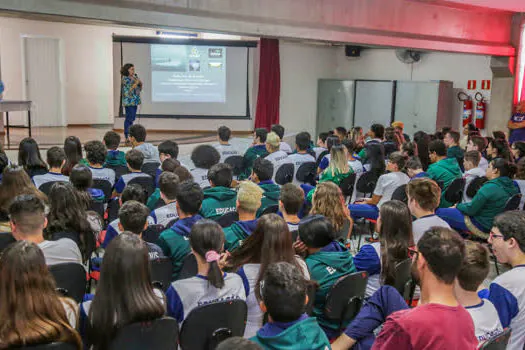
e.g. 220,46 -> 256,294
62,136 -> 83,176
129,124 -> 160,164
190,145 -> 221,189
467,135 -> 489,171
113,149 -> 152,196
84,140 -> 116,187
271,124 -> 293,154
316,135 -> 340,174
9,194 -> 82,265
250,262 -> 330,349
214,125 -> 242,162
250,158 -> 280,218
103,130 -> 126,167
200,163 -> 237,220
480,211 -> 525,350
298,215 -> 356,339
357,124 -> 385,163
353,200 -> 414,298
426,140 -> 463,208
166,219 -> 246,325
313,132 -> 329,161
407,178 -> 450,244
80,233 -> 165,349
19,137 -> 48,178
444,130 -> 465,170
33,146 -> 69,190
462,150 -> 486,203
287,132 -> 316,185
146,158 -> 183,210
264,132 -> 292,179
223,214 -> 310,338
406,157 -> 428,179
223,181 -> 263,251
156,140 -> 181,182
342,139 -> 365,175
157,181 -> 204,280
70,165 -> 105,204
279,183 -> 303,233
151,172 -> 180,227
216,336 -> 262,350
319,145 -> 352,186
514,158 -> 525,210
239,128 -> 269,180
0,241 -> 81,348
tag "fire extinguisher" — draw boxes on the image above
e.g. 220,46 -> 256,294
474,92 -> 486,130
458,92 -> 473,127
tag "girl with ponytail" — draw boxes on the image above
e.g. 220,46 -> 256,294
165,219 -> 247,324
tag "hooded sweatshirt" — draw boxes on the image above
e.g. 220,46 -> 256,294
239,145 -> 269,180
199,186 -> 238,220
447,145 -> 465,170
105,150 -> 127,167
223,219 -> 259,252
135,143 -> 160,164
257,181 -> 281,217
305,241 -> 356,336
457,176 -> 519,231
157,214 -> 203,280
427,157 -> 462,208
251,314 -> 330,350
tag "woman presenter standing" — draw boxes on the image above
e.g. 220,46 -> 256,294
121,63 -> 142,144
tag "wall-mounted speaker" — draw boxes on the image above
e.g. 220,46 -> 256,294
345,45 -> 361,57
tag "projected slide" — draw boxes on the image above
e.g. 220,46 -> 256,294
151,44 -> 227,103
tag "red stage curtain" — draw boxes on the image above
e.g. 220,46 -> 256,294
255,38 -> 280,130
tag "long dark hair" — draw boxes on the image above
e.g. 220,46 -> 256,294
69,164 -> 94,208
413,131 -> 430,171
88,233 -> 164,350
0,165 -> 47,215
62,136 -> 83,176
189,220 -> 226,289
378,200 -> 414,286
46,182 -> 95,262
0,241 -> 81,349
489,138 -> 512,162
227,214 -> 301,293
366,143 -> 386,176
490,158 -> 517,178
18,137 -> 46,169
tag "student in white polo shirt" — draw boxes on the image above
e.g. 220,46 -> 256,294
462,150 -> 486,203
214,126 -> 242,163
265,132 -> 292,180
32,147 -> 69,190
287,132 -> 316,186
150,172 -> 179,227
113,150 -> 152,196
84,140 -> 116,188
190,145 -> 221,189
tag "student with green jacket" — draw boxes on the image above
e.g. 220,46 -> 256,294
444,130 -> 465,171
157,181 -> 204,280
437,158 -> 519,235
238,128 -> 269,180
224,181 -> 263,251
299,215 -> 356,339
250,158 -> 280,217
427,140 -> 462,208
250,262 -> 330,350
199,163 -> 237,220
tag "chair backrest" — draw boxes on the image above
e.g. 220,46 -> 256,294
478,328 -> 512,350
0,232 -> 16,254
355,171 -> 379,195
142,162 -> 161,178
23,342 -> 78,349
324,271 -> 368,328
443,178 -> 466,204
391,184 -> 408,204
107,198 -> 120,223
106,164 -> 129,181
393,258 -> 412,297
128,176 -> 155,198
143,224 -> 166,243
224,156 -> 244,176
466,176 -> 488,198
89,201 -> 105,218
39,181 -> 67,196
109,317 -> 179,350
216,211 -> 239,228
260,205 -> 279,216
275,163 -> 294,185
180,300 -> 247,350
339,173 -> 357,198
178,253 -> 198,280
150,258 -> 174,292
504,193 -> 522,211
92,179 -> 113,203
48,263 -> 87,303
316,150 -> 330,167
295,162 -> 317,185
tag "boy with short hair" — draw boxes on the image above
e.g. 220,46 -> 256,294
199,163 -> 237,220
313,132 -> 329,160
287,132 -> 316,185
224,181 -> 263,251
445,130 -> 465,170
463,150 -> 486,203
129,124 -> 160,164
103,130 -> 126,167
334,126 -> 347,142
239,128 -> 269,180
251,158 -> 280,217
32,147 -> 69,190
467,135 -> 489,171
150,172 -> 180,227
157,181 -> 204,280
114,149 -> 152,195
214,126 -> 241,162
84,140 -> 116,187
156,140 -> 181,182
250,262 -> 330,349
118,200 -> 166,260
406,157 -> 428,179
427,140 -> 462,208
279,183 -> 303,232
271,124 -> 293,154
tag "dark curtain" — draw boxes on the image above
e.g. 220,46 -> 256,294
255,38 -> 280,129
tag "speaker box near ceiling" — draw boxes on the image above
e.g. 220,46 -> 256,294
345,45 -> 361,57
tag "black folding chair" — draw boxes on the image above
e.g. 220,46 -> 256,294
260,205 -> 279,216
106,164 -> 129,181
355,171 -> 379,197
504,193 -> 522,211
466,176 -> 488,198
393,258 -> 416,304
109,317 -> 179,350
391,184 -> 408,204
295,162 -> 317,186
478,328 -> 512,350
316,150 -> 330,167
179,300 -> 248,350
143,224 -> 166,244
0,232 -> 15,254
443,178 -> 466,205
275,163 -> 294,185
39,181 -> 67,196
178,253 -> 198,280
128,176 -> 155,198
150,258 -> 174,292
93,179 -> 113,203
142,162 -> 161,179
216,212 -> 239,228
339,173 -> 357,201
224,156 -> 244,177
48,263 -> 87,303
90,201 -> 105,218
23,343 -> 78,349
324,271 -> 368,330
107,198 -> 120,223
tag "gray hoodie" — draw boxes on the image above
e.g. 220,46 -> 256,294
135,143 -> 160,164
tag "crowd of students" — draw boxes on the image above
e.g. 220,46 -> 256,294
0,121 -> 524,350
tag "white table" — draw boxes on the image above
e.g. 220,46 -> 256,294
0,100 -> 32,144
